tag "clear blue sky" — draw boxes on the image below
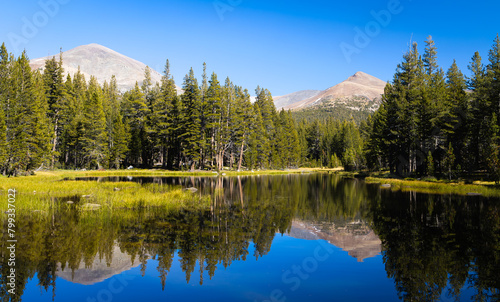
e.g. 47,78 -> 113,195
1,0 -> 499,96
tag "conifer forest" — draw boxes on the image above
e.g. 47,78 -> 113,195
0,34 -> 499,179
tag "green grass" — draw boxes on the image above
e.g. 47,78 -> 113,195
365,176 -> 500,197
330,169 -> 500,197
0,171 -> 210,213
54,167 -> 336,178
0,168 -> 337,213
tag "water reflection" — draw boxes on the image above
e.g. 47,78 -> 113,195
371,190 -> 500,301
1,174 -> 499,301
289,220 -> 381,262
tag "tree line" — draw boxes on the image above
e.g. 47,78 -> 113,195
365,35 -> 500,179
0,42 -> 372,175
3,35 -> 497,177
0,44 -> 302,174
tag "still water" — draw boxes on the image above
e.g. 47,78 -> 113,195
2,174 -> 500,301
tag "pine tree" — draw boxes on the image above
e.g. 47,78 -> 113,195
205,72 -> 222,169
305,120 -> 322,165
445,60 -> 468,169
153,60 -> 178,168
284,110 -> 301,168
29,70 -> 52,170
341,120 -> 363,170
247,105 -> 267,169
485,113 -> 500,182
486,34 -> 500,119
63,69 -> 87,168
468,51 -> 487,170
0,104 -> 7,170
426,151 -> 435,176
254,87 -> 275,167
419,36 -> 444,174
43,52 -> 66,168
199,62 -> 209,169
122,82 -> 148,166
365,105 -> 388,170
232,87 -> 253,171
4,52 -> 51,175
81,76 -> 108,169
0,43 -> 11,174
180,68 -> 202,170
104,76 -> 129,168
442,142 -> 455,180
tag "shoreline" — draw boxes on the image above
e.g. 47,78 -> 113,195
333,171 -> 500,197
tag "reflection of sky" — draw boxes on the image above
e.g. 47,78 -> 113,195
21,234 -> 474,302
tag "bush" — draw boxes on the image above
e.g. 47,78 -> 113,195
422,176 -> 438,182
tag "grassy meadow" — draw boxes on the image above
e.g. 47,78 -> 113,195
0,168 -> 336,214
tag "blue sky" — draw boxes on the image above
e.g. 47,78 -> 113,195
1,0 -> 499,96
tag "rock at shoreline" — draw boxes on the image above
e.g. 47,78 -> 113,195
466,192 -> 482,196
82,203 -> 101,210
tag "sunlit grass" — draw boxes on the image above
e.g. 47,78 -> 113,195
365,177 -> 500,197
54,167 -> 336,178
0,167 -> 334,214
0,171 -> 210,213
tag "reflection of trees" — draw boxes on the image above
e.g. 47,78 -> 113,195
369,191 -> 500,301
7,174 -> 499,302
0,175 -> 301,301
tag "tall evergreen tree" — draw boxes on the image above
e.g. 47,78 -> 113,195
232,87 -> 253,170
0,104 -> 5,164
205,72 -> 222,169
153,60 -> 178,168
3,52 -> 51,175
180,68 -> 202,170
486,35 -> 500,118
81,76 -> 108,169
104,76 -> 129,168
445,60 -> 468,169
254,87 -> 275,167
122,82 -> 148,166
467,51 -> 487,170
43,52 -> 66,168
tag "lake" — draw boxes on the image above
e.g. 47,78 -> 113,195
3,173 -> 500,301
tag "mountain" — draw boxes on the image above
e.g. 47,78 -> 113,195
56,244 -> 141,285
273,90 -> 321,109
284,71 -> 386,111
288,219 -> 381,262
30,43 -> 181,93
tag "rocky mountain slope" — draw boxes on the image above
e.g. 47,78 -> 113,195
30,43 -> 180,93
56,244 -> 141,285
288,219 -> 381,262
282,71 -> 387,112
273,90 -> 321,109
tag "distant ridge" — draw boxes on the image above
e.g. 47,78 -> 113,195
273,90 -> 321,110
283,71 -> 386,111
29,43 -> 181,93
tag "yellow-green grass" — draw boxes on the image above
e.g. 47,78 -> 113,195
53,167 -> 339,178
0,168 -> 337,213
365,177 -> 500,197
0,171 -> 210,213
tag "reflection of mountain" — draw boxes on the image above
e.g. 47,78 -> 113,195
288,220 -> 381,262
56,244 -> 140,285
